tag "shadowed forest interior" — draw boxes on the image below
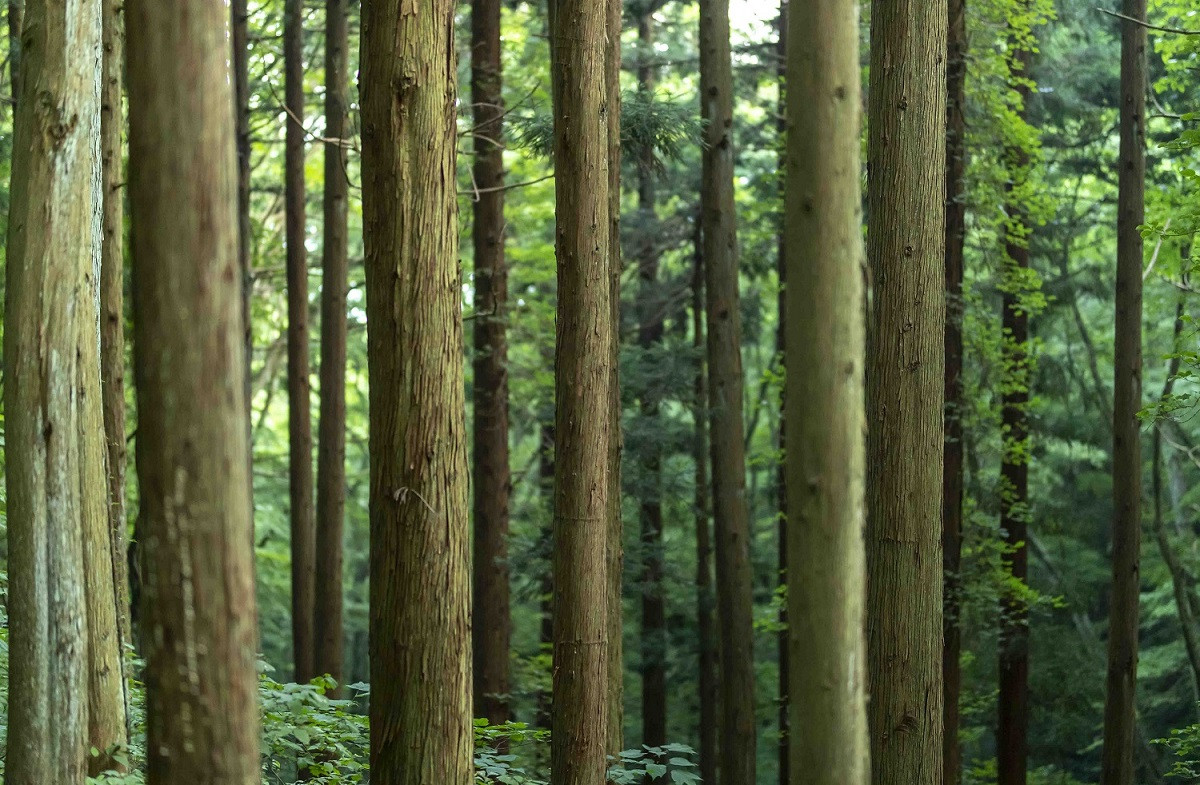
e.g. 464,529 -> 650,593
0,0 -> 1196,784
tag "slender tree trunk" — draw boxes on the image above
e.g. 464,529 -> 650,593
232,0 -> 254,499
865,0 -> 947,782
605,0 -> 626,758
774,6 -> 788,782
361,0 -> 472,781
699,0 -> 757,781
100,0 -> 132,683
4,0 -> 102,779
1101,1 -> 1147,782
548,0 -> 616,779
537,418 -> 556,732
634,9 -> 667,753
785,1 -> 870,781
692,220 -> 719,785
998,28 -> 1035,785
284,0 -> 316,684
313,0 -> 349,691
126,0 -> 262,778
471,0 -> 512,727
943,0 -> 967,781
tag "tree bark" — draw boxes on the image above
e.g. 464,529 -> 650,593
692,217 -> 719,785
548,0 -> 616,780
360,0 -> 473,781
471,0 -> 512,728
100,0 -> 132,676
774,6 -> 788,782
4,0 -> 102,779
634,9 -> 667,754
865,0 -> 947,782
126,0 -> 262,778
313,0 -> 349,692
998,26 -> 1035,785
537,417 -> 556,733
7,0 -> 20,103
1100,1 -> 1147,782
284,0 -> 316,684
232,0 -> 254,496
605,0 -> 626,758
785,1 -> 870,781
699,0 -> 757,781
943,0 -> 967,781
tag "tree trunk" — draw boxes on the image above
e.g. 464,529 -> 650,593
943,0 -> 967,782
100,0 -> 131,687
634,9 -> 667,753
605,0 -> 626,758
313,0 -> 349,692
865,0 -> 947,782
1100,1 -> 1146,782
360,0 -> 473,781
774,6 -> 788,782
692,218 -> 719,785
284,0 -> 316,684
4,0 -> 101,779
126,0 -> 262,778
998,27 -> 1035,785
699,0 -> 757,781
785,1 -> 870,781
548,0 -> 616,780
471,0 -> 512,727
538,418 -> 556,732
232,0 -> 254,500
6,0 -> 20,102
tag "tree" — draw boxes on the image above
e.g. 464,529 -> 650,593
4,0 -> 102,778
100,0 -> 133,666
471,0 -> 512,727
548,0 -> 617,779
314,0 -> 350,693
774,6 -> 788,781
692,223 -> 718,785
233,0 -> 253,402
605,0 -> 625,759
284,0 -> 316,684
126,0 -> 262,777
943,0 -> 967,782
785,0 -> 870,781
865,0 -> 946,782
634,5 -> 667,753
998,19 -> 1037,785
1101,1 -> 1147,783
360,0 -> 473,780
699,0 -> 757,780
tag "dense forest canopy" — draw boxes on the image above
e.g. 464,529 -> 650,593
0,0 -> 1196,783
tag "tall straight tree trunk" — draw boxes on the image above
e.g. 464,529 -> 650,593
232,0 -> 254,484
471,0 -> 512,727
284,0 -> 316,683
692,221 -> 719,785
774,6 -> 788,781
4,0 -> 102,779
100,0 -> 132,678
998,27 -> 1035,785
785,0 -> 870,781
865,0 -> 947,782
605,0 -> 625,758
635,9 -> 667,752
314,0 -> 349,691
360,0 -> 473,781
943,0 -> 968,781
126,0 -> 262,777
1101,1 -> 1146,783
548,0 -> 616,780
537,418 -> 556,732
699,0 -> 757,781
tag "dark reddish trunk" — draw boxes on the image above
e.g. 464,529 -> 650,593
537,419 -> 555,732
284,0 -> 315,683
693,220 -> 718,785
634,10 -> 667,753
943,0 -> 967,782
314,0 -> 349,691
471,0 -> 512,727
775,5 -> 789,781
